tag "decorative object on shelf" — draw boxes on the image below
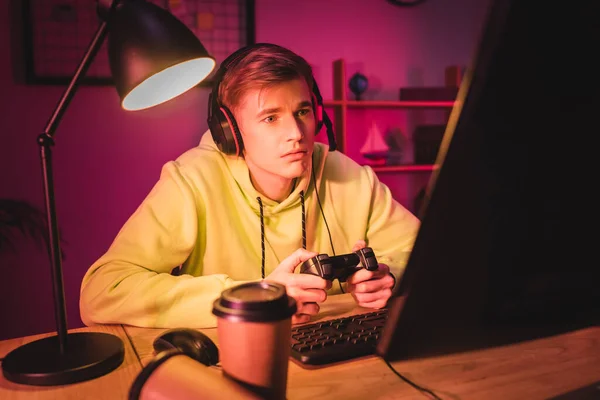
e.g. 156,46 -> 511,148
360,121 -> 390,163
414,125 -> 446,164
385,127 -> 407,165
348,72 -> 369,100
445,65 -> 466,87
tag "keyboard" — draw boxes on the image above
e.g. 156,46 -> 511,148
290,309 -> 388,366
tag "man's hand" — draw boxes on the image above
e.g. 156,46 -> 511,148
345,240 -> 394,309
265,248 -> 332,324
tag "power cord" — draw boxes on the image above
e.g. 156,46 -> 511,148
383,359 -> 442,399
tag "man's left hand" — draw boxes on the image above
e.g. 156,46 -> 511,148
345,240 -> 394,309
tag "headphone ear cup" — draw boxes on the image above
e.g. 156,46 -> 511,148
208,107 -> 229,154
312,92 -> 324,133
208,105 -> 243,156
220,106 -> 244,156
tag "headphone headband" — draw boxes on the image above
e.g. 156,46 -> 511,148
207,43 -> 336,155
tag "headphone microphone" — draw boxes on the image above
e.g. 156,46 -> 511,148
207,43 -> 337,156
310,78 -> 337,152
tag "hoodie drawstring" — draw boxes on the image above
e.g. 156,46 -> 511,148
257,196 -> 265,279
300,190 -> 306,250
256,190 -> 306,279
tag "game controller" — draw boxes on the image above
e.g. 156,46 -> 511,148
299,247 -> 379,282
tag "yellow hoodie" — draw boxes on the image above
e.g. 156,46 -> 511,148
80,131 -> 420,328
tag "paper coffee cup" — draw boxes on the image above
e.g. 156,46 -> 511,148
212,281 -> 297,400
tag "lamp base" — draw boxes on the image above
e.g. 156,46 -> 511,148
1,332 -> 125,386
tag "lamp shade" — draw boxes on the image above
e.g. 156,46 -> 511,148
107,0 -> 216,110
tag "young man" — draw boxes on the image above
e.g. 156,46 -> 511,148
80,43 -> 420,328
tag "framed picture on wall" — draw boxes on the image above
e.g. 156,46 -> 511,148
22,0 -> 255,86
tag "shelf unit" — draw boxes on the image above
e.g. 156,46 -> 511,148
323,59 -> 456,172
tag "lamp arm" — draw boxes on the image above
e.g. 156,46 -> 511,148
43,21 -> 109,138
37,19 -> 108,354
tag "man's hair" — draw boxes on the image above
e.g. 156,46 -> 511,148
218,44 -> 315,111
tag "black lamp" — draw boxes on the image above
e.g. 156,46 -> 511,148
1,0 -> 215,386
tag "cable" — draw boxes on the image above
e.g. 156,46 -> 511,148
311,156 -> 345,293
383,359 -> 442,399
311,156 -> 335,256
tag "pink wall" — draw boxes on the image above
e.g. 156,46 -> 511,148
0,0 -> 490,340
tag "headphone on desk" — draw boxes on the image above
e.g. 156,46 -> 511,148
207,43 -> 337,156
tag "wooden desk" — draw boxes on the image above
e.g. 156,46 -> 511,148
0,325 -> 141,400
2,295 -> 599,399
123,294 -> 600,400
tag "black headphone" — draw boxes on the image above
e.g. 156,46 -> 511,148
207,43 -> 337,156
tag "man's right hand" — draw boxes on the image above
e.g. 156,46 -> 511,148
265,248 -> 332,324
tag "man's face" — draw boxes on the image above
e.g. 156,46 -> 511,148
235,78 -> 316,184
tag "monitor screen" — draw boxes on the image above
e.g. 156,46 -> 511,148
377,0 -> 600,361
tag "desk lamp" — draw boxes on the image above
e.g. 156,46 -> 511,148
1,0 -> 215,386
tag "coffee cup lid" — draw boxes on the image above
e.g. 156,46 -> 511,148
212,281 -> 297,322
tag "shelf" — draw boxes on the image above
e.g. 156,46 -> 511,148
369,164 -> 438,173
327,58 -> 458,153
324,100 -> 455,109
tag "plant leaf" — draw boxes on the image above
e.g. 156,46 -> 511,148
0,198 -> 67,259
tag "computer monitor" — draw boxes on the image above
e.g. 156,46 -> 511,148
377,0 -> 600,361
